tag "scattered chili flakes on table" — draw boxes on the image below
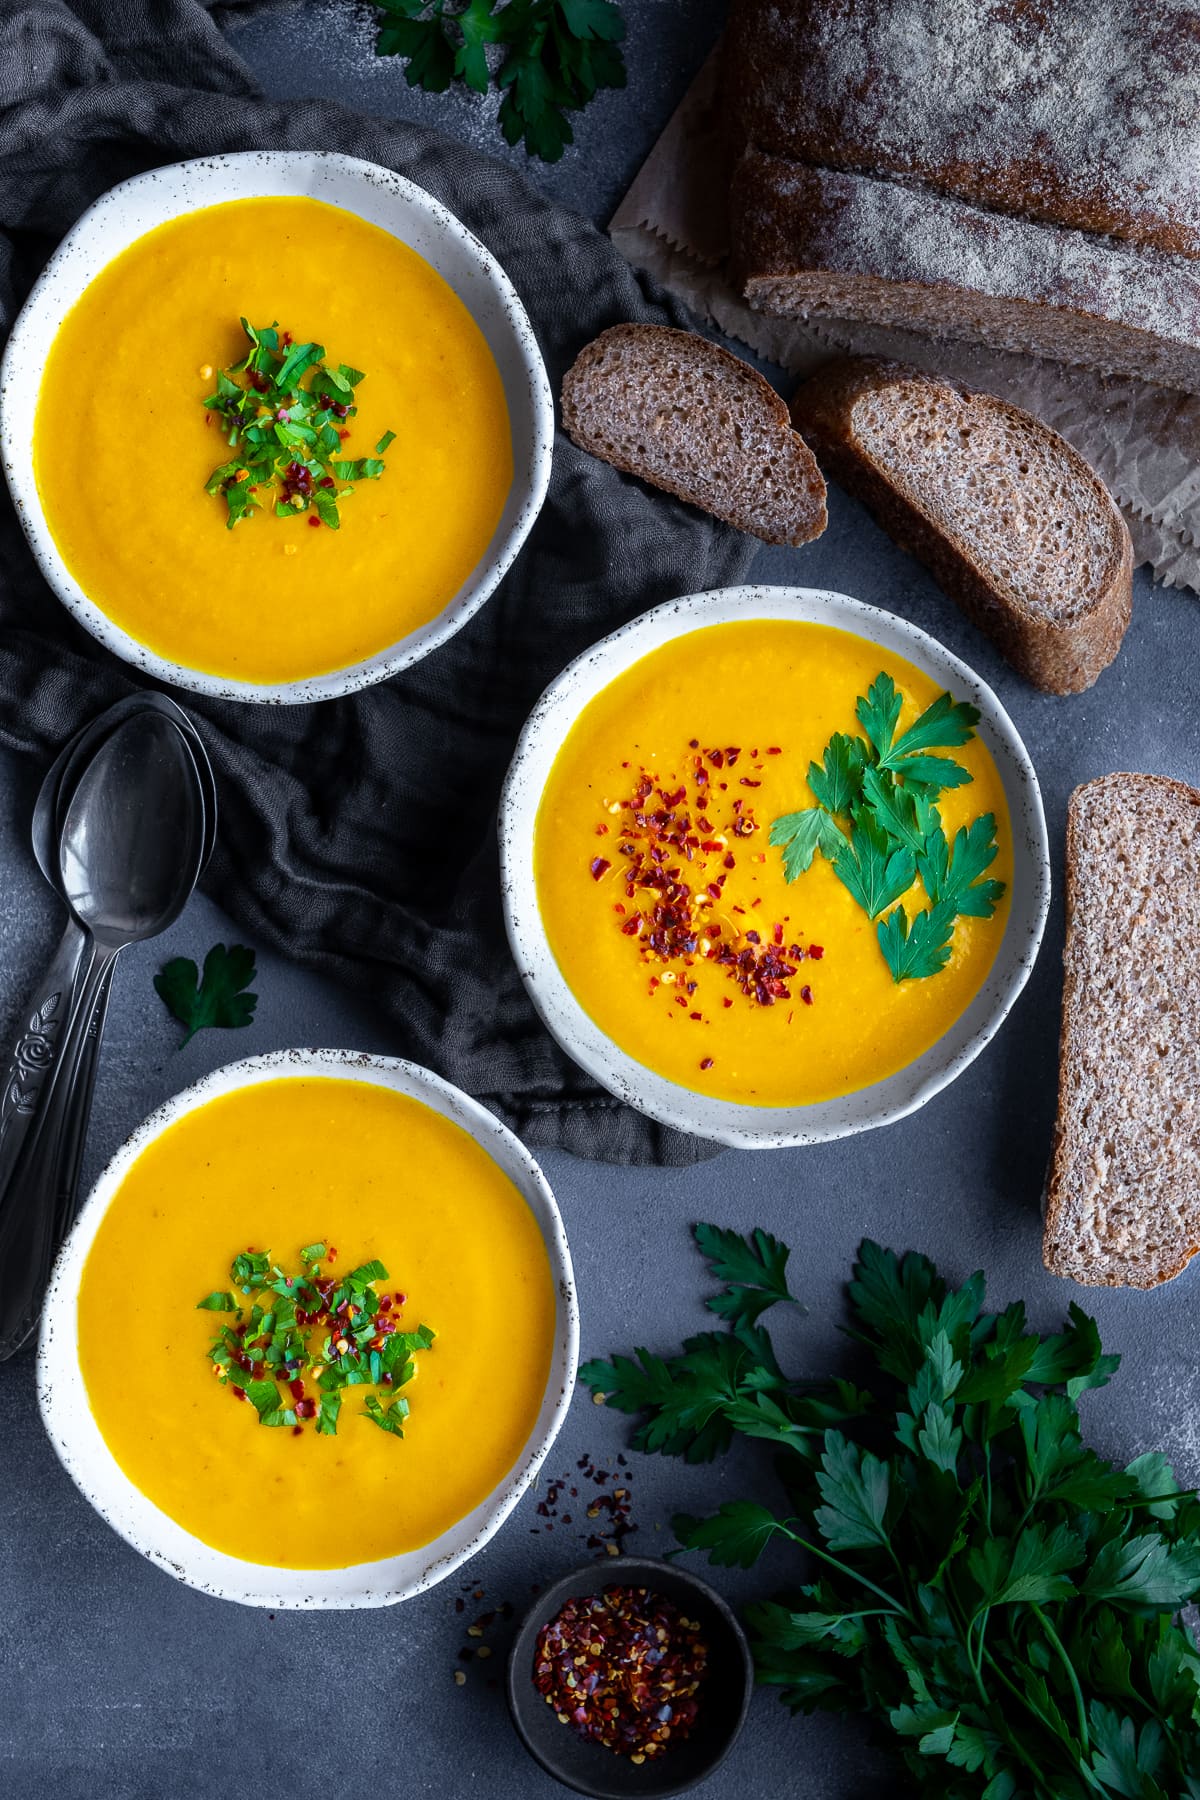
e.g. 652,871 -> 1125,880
533,1586 -> 708,1763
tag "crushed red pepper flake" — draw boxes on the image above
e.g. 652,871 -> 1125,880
533,1587 -> 708,1762
591,744 -> 824,1014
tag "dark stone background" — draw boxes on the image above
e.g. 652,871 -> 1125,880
1,6 -> 1195,1794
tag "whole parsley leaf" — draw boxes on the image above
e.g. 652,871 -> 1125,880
856,670 -> 903,760
769,806 -> 845,881
155,944 -> 258,1046
919,815 -> 1005,917
830,814 -> 916,919
694,1222 -> 798,1331
673,1500 -> 781,1569
877,899 -> 959,983
807,732 -> 869,816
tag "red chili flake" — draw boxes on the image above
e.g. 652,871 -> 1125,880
291,1424 -> 303,1437
308,515 -> 321,528
808,944 -> 824,960
590,857 -> 611,881
699,1057 -> 714,1071
739,777 -> 761,787
318,476 -> 335,489
596,823 -> 610,836
338,428 -> 351,440
801,985 -> 814,1005
689,1011 -> 702,1021
533,1588 -> 708,1762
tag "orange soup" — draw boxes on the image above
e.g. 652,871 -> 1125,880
77,1078 -> 556,1569
534,620 -> 1012,1107
34,197 -> 513,683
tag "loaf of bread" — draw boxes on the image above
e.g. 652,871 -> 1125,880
725,0 -> 1200,390
560,324 -> 827,545
791,358 -> 1133,693
1043,774 -> 1200,1289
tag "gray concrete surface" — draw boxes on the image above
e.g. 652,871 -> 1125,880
3,7 -> 1199,1798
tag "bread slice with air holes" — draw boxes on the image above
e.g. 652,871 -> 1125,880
1043,773 -> 1200,1289
790,357 -> 1132,694
559,324 -> 827,546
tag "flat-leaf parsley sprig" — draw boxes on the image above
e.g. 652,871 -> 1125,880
199,1244 -> 434,1438
372,0 -> 626,163
769,672 -> 1005,983
154,944 -> 258,1047
203,319 -> 393,530
582,1228 -> 1200,1800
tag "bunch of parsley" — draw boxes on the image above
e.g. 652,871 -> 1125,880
581,1230 -> 1200,1798
372,0 -> 626,161
769,673 -> 1006,982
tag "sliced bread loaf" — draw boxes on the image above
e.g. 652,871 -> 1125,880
791,358 -> 1132,694
1043,774 -> 1200,1289
560,324 -> 827,546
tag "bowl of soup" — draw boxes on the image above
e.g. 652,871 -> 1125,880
500,586 -> 1049,1148
1,152 -> 553,702
38,1049 -> 577,1607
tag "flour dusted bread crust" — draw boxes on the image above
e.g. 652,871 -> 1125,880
726,0 -> 1200,388
560,325 -> 827,546
1043,774 -> 1200,1289
791,358 -> 1132,693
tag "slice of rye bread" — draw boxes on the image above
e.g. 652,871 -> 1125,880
559,324 -> 827,547
1043,774 -> 1200,1289
791,358 -> 1132,694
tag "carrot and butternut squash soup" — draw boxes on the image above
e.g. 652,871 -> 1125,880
534,621 -> 1012,1107
77,1078 -> 556,1569
34,197 -> 512,682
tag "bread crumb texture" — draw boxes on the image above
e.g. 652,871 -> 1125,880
560,324 -> 827,546
1044,774 -> 1200,1288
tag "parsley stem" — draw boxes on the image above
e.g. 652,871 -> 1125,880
773,1520 -> 914,1622
979,1641 -> 1106,1795
1031,1605 -> 1090,1755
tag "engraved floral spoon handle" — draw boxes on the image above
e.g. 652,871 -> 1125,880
0,918 -> 89,1206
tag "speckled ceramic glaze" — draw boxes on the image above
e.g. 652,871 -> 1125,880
0,152 -> 553,704
37,1049 -> 578,1609
500,586 -> 1051,1149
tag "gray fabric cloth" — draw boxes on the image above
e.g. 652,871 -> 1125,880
0,0 -> 758,1162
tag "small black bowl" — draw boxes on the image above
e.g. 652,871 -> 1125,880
506,1556 -> 754,1798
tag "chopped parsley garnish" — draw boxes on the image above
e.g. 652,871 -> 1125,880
154,944 -> 258,1046
371,0 -> 626,164
203,320 -> 392,530
199,1246 -> 434,1438
769,672 -> 1005,983
581,1227 -> 1200,1799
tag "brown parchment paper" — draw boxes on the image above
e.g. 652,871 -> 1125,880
610,50 -> 1200,592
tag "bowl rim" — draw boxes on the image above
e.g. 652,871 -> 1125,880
499,584 -> 1051,1149
505,1553 -> 756,1800
0,149 -> 554,705
36,1047 -> 579,1609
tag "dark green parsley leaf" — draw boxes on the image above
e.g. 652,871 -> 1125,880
856,670 -> 903,760
829,814 -> 916,919
919,815 -> 1005,917
813,1431 -> 892,1552
1082,1535 -> 1200,1610
672,1500 -> 781,1569
860,765 -> 938,855
694,1222 -> 797,1330
807,732 -> 869,816
881,689 -> 981,765
968,1522 -> 1084,1611
876,898 -> 958,983
154,944 -> 258,1047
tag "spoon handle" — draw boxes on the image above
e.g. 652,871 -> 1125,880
53,962 -> 115,1245
0,938 -> 120,1360
0,920 -> 89,1204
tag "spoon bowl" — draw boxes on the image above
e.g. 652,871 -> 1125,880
58,711 -> 205,946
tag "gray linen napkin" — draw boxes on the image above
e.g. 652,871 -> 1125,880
0,0 -> 757,1163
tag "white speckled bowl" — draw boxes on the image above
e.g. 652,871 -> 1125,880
500,585 -> 1050,1149
0,152 -> 553,704
37,1049 -> 578,1609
